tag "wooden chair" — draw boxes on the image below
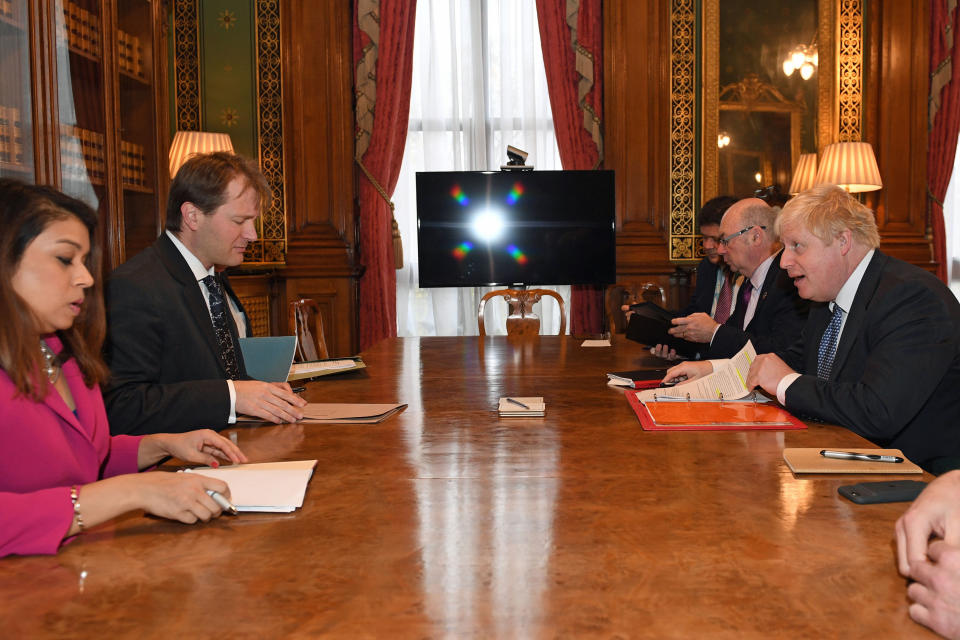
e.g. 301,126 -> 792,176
288,298 -> 329,361
606,282 -> 667,334
477,289 -> 566,338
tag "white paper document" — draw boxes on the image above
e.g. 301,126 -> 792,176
185,460 -> 317,512
635,341 -> 758,402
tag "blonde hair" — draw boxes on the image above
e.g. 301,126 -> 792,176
776,183 -> 880,248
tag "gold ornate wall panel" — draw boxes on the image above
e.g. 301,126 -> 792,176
837,0 -> 864,141
173,0 -> 201,130
669,0 -> 697,261
253,0 -> 287,264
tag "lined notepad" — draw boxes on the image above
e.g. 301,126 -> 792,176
498,397 -> 545,417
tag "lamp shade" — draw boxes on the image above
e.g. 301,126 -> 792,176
168,131 -> 235,178
788,153 -> 818,194
814,141 -> 882,193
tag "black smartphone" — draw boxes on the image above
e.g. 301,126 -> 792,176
837,480 -> 927,504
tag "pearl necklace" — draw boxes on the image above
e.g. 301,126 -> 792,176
39,340 -> 61,384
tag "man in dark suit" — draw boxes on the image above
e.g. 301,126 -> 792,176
679,195 -> 740,318
668,197 -> 809,358
667,185 -> 960,472
104,153 -> 305,435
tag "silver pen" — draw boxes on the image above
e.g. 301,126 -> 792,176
820,449 -> 904,464
505,397 -> 530,410
207,489 -> 239,514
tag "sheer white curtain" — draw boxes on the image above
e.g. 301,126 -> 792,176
394,0 -> 566,336
944,132 -> 960,299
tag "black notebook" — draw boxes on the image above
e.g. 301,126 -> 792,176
624,302 -> 707,359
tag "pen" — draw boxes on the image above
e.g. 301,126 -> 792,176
505,397 -> 530,410
207,490 -> 239,514
291,386 -> 306,393
819,449 -> 904,464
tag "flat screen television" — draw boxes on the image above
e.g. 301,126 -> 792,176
415,170 -> 615,288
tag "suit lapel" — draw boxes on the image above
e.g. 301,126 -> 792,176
155,235 -> 229,376
829,251 -> 887,378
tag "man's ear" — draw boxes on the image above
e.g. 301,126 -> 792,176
181,202 -> 201,232
837,228 -> 853,255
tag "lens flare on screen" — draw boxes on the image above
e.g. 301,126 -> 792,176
505,182 -> 525,205
452,241 -> 474,260
471,208 -> 505,241
506,244 -> 528,265
450,185 -> 469,205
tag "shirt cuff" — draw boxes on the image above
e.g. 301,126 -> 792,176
776,373 -> 802,405
227,379 -> 237,424
709,324 -> 721,345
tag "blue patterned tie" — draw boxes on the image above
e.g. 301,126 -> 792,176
817,304 -> 844,379
202,275 -> 240,379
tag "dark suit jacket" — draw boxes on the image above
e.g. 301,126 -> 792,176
778,251 -> 960,469
680,257 -> 721,317
103,234 -> 250,435
707,250 -> 809,358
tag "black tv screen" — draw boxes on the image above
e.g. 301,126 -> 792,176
415,170 -> 615,288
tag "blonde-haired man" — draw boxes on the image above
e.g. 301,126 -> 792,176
667,184 -> 960,473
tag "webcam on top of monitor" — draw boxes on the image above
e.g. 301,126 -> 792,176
501,145 -> 533,171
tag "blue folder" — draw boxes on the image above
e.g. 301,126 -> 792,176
238,336 -> 298,382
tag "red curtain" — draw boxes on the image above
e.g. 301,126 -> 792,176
353,1 -> 417,349
929,0 -> 960,283
536,0 -> 605,334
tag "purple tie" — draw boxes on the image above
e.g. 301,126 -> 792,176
714,273 -> 733,324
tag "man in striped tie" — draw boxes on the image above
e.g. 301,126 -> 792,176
668,184 -> 960,473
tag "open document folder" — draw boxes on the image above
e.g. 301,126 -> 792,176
300,403 -> 407,424
185,460 -> 317,512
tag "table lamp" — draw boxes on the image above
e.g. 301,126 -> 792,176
788,153 -> 818,195
168,131 -> 235,178
813,141 -> 882,193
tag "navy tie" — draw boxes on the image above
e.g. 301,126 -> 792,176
817,304 -> 844,380
202,275 -> 240,379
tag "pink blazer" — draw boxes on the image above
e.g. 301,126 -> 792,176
0,336 -> 142,557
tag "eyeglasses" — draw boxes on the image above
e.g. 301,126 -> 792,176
719,225 -> 766,246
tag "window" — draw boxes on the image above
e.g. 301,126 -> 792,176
393,0 -> 566,336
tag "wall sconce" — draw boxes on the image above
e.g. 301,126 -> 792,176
814,141 -> 882,193
788,153 -> 818,194
168,130 -> 235,178
782,42 -> 818,80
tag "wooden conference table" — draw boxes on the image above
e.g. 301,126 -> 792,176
0,337 -> 934,638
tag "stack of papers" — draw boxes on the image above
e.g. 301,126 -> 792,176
185,460 -> 317,512
288,357 -> 366,381
498,396 -> 545,417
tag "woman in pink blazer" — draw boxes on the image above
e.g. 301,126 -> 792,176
0,180 -> 247,557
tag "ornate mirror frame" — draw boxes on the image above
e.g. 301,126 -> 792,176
668,0 -> 865,261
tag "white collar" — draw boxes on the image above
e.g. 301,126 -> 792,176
833,249 -> 875,313
748,252 -> 777,291
166,230 -> 215,281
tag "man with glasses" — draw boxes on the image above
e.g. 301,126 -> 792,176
666,197 -> 809,358
665,185 -> 960,473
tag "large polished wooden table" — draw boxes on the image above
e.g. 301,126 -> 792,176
0,337 -> 933,638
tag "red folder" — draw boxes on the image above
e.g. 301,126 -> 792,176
626,390 -> 806,431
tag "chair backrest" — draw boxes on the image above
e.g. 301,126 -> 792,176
288,298 -> 329,361
477,289 -> 566,338
606,282 -> 667,334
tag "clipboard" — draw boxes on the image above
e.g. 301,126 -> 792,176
627,392 -> 806,431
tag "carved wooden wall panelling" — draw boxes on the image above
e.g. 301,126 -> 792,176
281,0 -> 358,354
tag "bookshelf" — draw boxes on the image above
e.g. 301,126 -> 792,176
3,0 -> 169,270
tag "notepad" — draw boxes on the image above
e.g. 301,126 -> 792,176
239,336 -> 298,382
783,448 -> 923,474
498,396 -> 545,417
185,460 -> 317,512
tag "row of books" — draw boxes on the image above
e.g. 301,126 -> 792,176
60,124 -> 106,184
60,1 -> 101,58
0,105 -> 24,166
117,30 -> 146,78
120,140 -> 148,188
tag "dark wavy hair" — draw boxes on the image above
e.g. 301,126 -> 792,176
0,179 -> 109,399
